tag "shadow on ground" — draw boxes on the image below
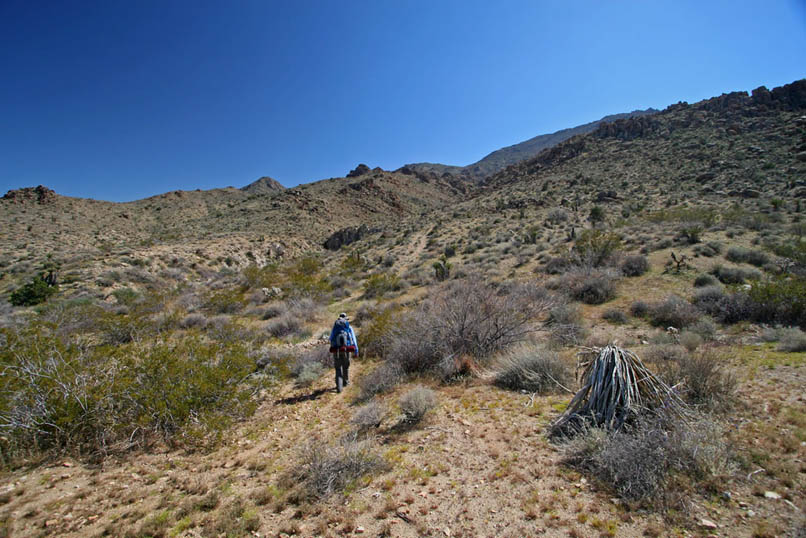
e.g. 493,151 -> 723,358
274,387 -> 334,405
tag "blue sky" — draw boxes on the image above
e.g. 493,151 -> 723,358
1,1 -> 804,202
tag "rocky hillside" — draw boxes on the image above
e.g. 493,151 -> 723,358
402,108 -> 657,183
0,167 -> 464,296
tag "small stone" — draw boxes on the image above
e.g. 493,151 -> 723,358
722,491 -> 732,501
699,518 -> 718,529
62,461 -> 73,467
45,519 -> 58,527
355,526 -> 365,534
444,528 -> 451,536
747,510 -> 756,518
764,491 -> 781,499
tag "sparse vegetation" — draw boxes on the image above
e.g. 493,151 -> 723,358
398,385 -> 437,424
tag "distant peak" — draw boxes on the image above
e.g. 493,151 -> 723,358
241,176 -> 286,194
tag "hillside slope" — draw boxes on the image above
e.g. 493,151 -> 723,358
403,108 -> 657,183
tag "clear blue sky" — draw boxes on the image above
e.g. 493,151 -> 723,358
1,0 -> 804,202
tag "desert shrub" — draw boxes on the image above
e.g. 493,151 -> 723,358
350,400 -> 388,432
711,265 -> 761,285
266,314 -> 303,338
398,386 -> 437,424
9,275 -> 57,306
546,207 -> 570,224
241,263 -> 278,290
543,256 -> 573,275
357,362 -> 403,402
363,273 -> 401,299
289,436 -> 385,499
571,272 -> 617,304
629,300 -> 650,318
602,308 -> 628,324
678,224 -> 703,244
358,304 -> 402,358
726,246 -> 770,267
492,345 -> 570,393
647,295 -> 701,329
383,280 -> 555,374
291,348 -> 331,387
621,254 -> 649,277
563,414 -> 731,506
262,301 -> 288,320
691,285 -> 726,315
573,230 -> 622,267
0,327 -> 263,461
693,273 -> 719,287
657,350 -> 736,411
678,331 -> 703,352
549,268 -> 618,305
745,277 -> 806,328
777,327 -> 806,352
205,289 -> 244,314
686,317 -> 718,341
546,303 -> 588,346
692,242 -> 721,257
180,313 -> 208,329
643,344 -> 689,364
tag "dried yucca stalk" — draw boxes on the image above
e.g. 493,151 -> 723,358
551,344 -> 687,436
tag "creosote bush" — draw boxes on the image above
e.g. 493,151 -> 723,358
291,348 -> 331,387
356,362 -> 403,402
656,349 -> 736,411
0,326 -> 264,462
777,327 -> 806,352
398,385 -> 437,424
549,268 -> 618,305
492,345 -> 570,393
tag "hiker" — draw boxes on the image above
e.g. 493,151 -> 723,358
329,313 -> 358,393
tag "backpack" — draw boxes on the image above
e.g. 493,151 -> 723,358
333,319 -> 350,346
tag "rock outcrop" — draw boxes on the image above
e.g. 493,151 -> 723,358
2,185 -> 57,204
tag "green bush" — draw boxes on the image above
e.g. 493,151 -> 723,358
0,326 -> 264,463
9,275 -> 57,306
573,230 -> 622,267
363,273 -> 401,299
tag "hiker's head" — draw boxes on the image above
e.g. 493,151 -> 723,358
338,312 -> 348,320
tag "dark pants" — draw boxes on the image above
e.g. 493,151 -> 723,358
334,352 -> 350,388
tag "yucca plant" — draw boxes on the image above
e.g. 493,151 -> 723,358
551,344 -> 687,437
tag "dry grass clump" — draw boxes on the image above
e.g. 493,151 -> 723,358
288,436 -> 386,499
350,400 -> 388,432
602,308 -> 628,324
179,312 -> 208,329
492,345 -> 571,394
563,414 -> 732,506
399,385 -> 437,424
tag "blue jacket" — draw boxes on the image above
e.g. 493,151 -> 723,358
330,319 -> 358,356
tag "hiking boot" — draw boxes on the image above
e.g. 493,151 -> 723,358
343,379 -> 349,386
